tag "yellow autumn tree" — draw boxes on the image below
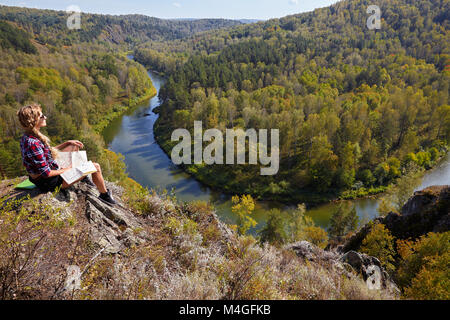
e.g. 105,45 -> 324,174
360,223 -> 396,273
396,232 -> 449,300
231,194 -> 257,235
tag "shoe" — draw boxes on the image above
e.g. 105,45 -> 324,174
99,189 -> 116,205
81,176 -> 95,187
59,188 -> 71,201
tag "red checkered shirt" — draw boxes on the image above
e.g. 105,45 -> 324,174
20,133 -> 59,178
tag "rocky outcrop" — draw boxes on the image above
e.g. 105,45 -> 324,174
343,185 -> 450,252
340,251 -> 398,293
286,241 -> 400,295
2,177 -> 235,256
0,176 -> 236,298
264,186 -> 448,297
287,241 -> 339,263
1,178 -> 148,254
84,190 -> 148,254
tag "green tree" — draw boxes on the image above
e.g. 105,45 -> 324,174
307,136 -> 338,192
328,204 -> 359,238
377,166 -> 423,215
260,204 -> 328,248
259,208 -> 287,246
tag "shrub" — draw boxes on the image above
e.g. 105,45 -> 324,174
259,209 -> 287,246
396,232 -> 449,299
260,204 -> 328,248
201,223 -> 222,246
121,178 -> 153,214
164,217 -> 182,236
404,252 -> 449,300
303,226 -> 328,249
415,151 -> 431,168
358,169 -> 376,187
231,195 -> 257,235
377,166 -> 423,215
219,236 -> 282,300
428,147 -> 439,161
387,157 -> 401,180
360,223 -> 396,273
0,193 -> 79,299
182,219 -> 199,237
99,149 -> 127,183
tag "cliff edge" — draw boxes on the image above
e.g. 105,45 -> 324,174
343,185 -> 450,252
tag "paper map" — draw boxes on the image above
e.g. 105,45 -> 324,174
56,151 -> 97,184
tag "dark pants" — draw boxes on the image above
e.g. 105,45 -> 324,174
29,175 -> 63,193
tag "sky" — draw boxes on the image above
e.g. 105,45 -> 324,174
0,0 -> 339,20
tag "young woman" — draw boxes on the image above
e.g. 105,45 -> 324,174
17,103 -> 116,205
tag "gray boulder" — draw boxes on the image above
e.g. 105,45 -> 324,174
340,251 -> 398,292
286,241 -> 399,294
286,241 -> 338,262
80,182 -> 148,254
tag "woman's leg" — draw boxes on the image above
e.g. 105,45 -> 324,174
91,162 -> 107,194
61,177 -> 83,189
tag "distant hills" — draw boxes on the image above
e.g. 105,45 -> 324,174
169,18 -> 262,23
0,5 -> 243,45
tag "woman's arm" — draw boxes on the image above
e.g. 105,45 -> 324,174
55,140 -> 84,150
29,165 -> 72,179
55,141 -> 69,150
46,165 -> 72,177
23,137 -> 74,179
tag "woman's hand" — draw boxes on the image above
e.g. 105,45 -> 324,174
66,140 -> 84,149
48,164 -> 73,177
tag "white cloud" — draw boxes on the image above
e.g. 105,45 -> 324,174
289,0 -> 299,5
173,2 -> 182,8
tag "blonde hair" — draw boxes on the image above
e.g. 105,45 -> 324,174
17,103 -> 59,159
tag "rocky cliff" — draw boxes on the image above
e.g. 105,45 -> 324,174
343,185 -> 450,252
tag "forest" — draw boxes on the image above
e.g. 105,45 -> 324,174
0,5 -> 244,180
0,0 -> 448,301
0,5 -> 242,46
1,1 -> 447,202
133,0 -> 450,202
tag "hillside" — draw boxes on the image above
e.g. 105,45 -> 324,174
0,176 -> 400,300
0,5 -> 243,46
0,27 -> 154,180
137,0 -> 450,202
2,177 -> 448,299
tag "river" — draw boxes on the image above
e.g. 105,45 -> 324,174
103,61 -> 450,233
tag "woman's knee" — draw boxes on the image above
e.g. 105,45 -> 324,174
93,162 -> 102,173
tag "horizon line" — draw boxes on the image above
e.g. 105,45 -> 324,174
0,4 -> 299,21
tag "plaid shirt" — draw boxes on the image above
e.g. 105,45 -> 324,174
20,133 -> 59,178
